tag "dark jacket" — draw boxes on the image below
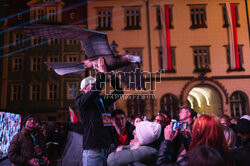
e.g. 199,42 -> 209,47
108,145 -> 159,166
8,127 -> 47,166
157,140 -> 188,166
230,140 -> 250,166
76,73 -> 123,150
111,121 -> 135,147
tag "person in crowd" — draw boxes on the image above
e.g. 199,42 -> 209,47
154,114 -> 167,129
178,106 -> 197,129
219,114 -> 231,127
111,109 -> 135,146
231,117 -> 239,126
224,126 -> 237,149
107,121 -> 161,166
158,109 -> 169,125
169,106 -> 197,161
8,114 -> 49,166
188,145 -> 225,166
154,114 -> 167,142
157,114 -> 232,166
75,57 -> 123,166
133,116 -> 143,127
230,116 -> 250,166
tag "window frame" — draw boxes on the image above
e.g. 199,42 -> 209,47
12,56 -> 23,72
191,46 -> 211,73
66,82 -> 79,99
230,91 -> 248,118
47,83 -> 58,100
66,55 -> 79,62
30,56 -> 42,72
156,5 -> 174,30
95,7 -> 113,31
30,84 -> 41,101
157,46 -> 176,73
13,32 -> 24,46
221,3 -> 240,28
123,6 -> 141,30
160,93 -> 179,119
224,44 -> 244,72
188,4 -> 207,29
11,83 -> 23,101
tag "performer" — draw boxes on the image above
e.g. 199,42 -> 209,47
75,57 -> 123,166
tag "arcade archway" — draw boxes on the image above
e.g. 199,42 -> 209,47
187,85 -> 222,115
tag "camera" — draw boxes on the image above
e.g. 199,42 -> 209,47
172,120 -> 188,131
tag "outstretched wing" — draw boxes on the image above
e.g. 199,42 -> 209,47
45,62 -> 86,75
25,25 -> 114,59
118,63 -> 145,90
24,25 -> 105,41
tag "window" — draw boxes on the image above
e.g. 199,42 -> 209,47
12,57 -> 23,72
157,47 -> 176,72
47,56 -> 58,70
188,4 -> 207,29
31,84 -> 41,100
156,5 -> 173,29
11,84 -> 22,101
161,94 -> 179,119
124,7 -> 141,30
124,47 -> 143,65
48,39 -> 59,45
67,55 -> 78,62
66,40 -> 78,45
14,33 -> 24,46
32,38 -> 43,45
192,46 -> 210,72
69,11 -> 77,20
37,8 -> 45,21
67,82 -> 78,99
230,91 -> 248,118
47,8 -> 57,21
48,83 -> 58,99
96,7 -> 113,30
127,97 -> 146,117
221,3 -> 240,27
31,56 -> 41,71
224,45 -> 244,71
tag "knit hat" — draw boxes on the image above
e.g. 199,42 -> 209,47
237,117 -> 250,134
80,76 -> 96,90
136,121 -> 161,145
22,114 -> 34,126
240,115 -> 250,121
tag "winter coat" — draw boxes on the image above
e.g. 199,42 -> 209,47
8,127 -> 46,166
107,145 -> 158,166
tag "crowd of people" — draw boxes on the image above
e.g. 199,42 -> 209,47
7,57 -> 250,166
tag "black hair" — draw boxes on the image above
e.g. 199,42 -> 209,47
180,106 -> 197,118
111,109 -> 125,119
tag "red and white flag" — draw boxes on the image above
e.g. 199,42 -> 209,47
226,3 -> 240,69
159,4 -> 172,71
68,106 -> 78,124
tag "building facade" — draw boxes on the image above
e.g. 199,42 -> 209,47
87,0 -> 250,119
0,0 -> 87,120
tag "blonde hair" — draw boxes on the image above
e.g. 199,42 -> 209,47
223,126 -> 236,148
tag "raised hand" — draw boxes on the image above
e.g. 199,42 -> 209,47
95,57 -> 107,72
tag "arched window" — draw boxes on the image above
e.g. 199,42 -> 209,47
230,91 -> 248,118
160,94 -> 179,119
127,95 -> 146,117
